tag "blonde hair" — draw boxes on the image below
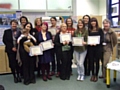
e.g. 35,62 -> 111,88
34,18 -> 42,27
60,23 -> 67,28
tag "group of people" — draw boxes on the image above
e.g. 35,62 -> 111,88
2,15 -> 117,85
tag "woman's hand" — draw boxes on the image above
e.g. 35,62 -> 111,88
82,41 -> 87,45
12,47 -> 17,52
63,41 -> 67,45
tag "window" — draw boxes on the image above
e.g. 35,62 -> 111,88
111,4 -> 119,16
107,0 -> 120,27
47,0 -> 72,10
112,0 -> 119,4
19,0 -> 46,10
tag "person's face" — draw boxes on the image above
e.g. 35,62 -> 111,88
61,24 -> 67,32
36,19 -> 41,26
42,24 -> 47,31
103,21 -> 110,30
78,21 -> 84,29
67,19 -> 72,27
83,16 -> 89,24
21,18 -> 27,26
91,21 -> 96,27
25,24 -> 31,31
50,18 -> 56,26
11,22 -> 17,30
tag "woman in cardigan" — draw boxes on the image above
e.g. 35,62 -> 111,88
54,23 -> 73,80
74,19 -> 88,81
102,19 -> 117,83
88,17 -> 104,82
36,22 -> 53,81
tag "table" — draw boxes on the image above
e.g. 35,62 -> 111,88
106,60 -> 120,88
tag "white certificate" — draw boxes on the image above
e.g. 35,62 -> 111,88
48,28 -> 56,35
60,33 -> 72,43
88,36 -> 100,45
29,46 -> 43,56
41,40 -> 53,51
73,37 -> 83,46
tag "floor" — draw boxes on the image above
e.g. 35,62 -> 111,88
0,67 -> 120,90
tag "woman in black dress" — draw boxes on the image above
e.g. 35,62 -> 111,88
18,22 -> 36,85
88,17 -> 104,82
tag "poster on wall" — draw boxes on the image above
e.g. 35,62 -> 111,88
0,12 -> 16,45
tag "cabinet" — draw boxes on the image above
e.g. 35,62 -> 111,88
0,46 -> 11,74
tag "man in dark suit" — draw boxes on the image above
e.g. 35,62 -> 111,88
3,20 -> 21,83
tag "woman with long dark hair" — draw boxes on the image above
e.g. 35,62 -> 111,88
18,22 -> 36,85
88,17 -> 104,82
82,15 -> 91,76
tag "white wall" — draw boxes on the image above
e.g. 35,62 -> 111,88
76,0 -> 107,17
76,0 -> 99,16
99,0 -> 107,21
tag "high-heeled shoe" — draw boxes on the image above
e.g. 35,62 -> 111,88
43,76 -> 47,81
17,77 -> 22,82
14,77 -> 18,83
90,76 -> 95,81
94,76 -> 98,82
47,75 -> 52,80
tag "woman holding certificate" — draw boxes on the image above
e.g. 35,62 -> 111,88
54,23 -> 72,80
102,19 -> 117,83
36,22 -> 53,81
88,17 -> 104,82
74,19 -> 88,81
19,22 -> 36,85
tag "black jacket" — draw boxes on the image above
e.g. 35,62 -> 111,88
3,29 -> 21,53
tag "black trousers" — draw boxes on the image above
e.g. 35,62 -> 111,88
60,51 -> 71,80
7,52 -> 20,78
88,47 -> 101,76
84,52 -> 91,75
51,50 -> 55,72
22,56 -> 35,83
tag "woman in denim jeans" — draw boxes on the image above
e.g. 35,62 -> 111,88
74,19 -> 88,81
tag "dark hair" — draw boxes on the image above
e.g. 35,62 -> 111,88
20,16 -> 28,23
50,17 -> 57,21
77,19 -> 85,30
23,22 -> 33,30
83,15 -> 91,22
65,17 -> 73,28
83,15 -> 91,28
10,19 -> 18,25
90,17 -> 99,30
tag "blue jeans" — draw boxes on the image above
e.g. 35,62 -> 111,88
74,50 -> 87,76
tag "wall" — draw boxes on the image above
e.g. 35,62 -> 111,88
76,0 -> 99,16
99,0 -> 107,21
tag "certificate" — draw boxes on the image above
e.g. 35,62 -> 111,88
41,40 -> 53,51
60,33 -> 72,43
88,36 -> 100,45
29,46 -> 43,56
73,37 -> 83,46
48,28 -> 56,35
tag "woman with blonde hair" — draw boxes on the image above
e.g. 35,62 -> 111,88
54,23 -> 73,80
